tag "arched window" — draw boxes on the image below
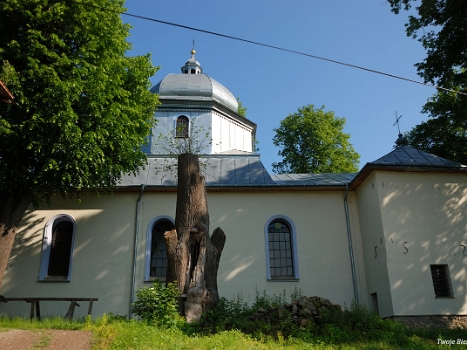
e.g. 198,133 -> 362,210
39,215 -> 76,281
145,216 -> 174,281
264,215 -> 299,281
175,116 -> 189,138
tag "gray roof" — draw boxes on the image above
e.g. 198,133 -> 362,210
119,147 -> 466,190
270,173 -> 355,186
369,146 -> 465,168
119,155 -> 276,188
150,74 -> 238,113
119,155 -> 355,188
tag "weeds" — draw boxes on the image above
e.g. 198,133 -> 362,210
131,279 -> 183,328
2,288 -> 467,349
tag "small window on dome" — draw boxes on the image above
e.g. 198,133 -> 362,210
191,69 -> 195,74
175,116 -> 189,138
184,69 -> 188,74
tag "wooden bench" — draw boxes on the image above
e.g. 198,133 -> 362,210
0,297 -> 98,320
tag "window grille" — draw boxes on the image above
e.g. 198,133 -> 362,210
268,220 -> 294,278
175,116 -> 189,138
430,265 -> 453,297
150,220 -> 173,278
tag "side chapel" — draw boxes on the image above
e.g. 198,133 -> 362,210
1,51 -> 467,326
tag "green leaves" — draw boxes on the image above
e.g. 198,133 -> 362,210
132,280 -> 183,328
0,0 -> 159,204
272,105 -> 360,174
388,0 -> 467,164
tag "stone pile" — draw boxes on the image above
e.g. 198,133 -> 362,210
248,296 -> 342,327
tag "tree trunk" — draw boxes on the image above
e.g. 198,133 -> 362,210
164,153 -> 226,323
0,190 -> 33,289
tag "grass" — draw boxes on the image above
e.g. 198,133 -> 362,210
1,286 -> 466,349
1,315 -> 467,349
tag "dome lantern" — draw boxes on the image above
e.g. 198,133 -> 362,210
181,49 -> 202,74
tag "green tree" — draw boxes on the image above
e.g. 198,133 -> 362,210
388,0 -> 467,164
272,105 -> 359,174
0,0 -> 159,287
236,96 -> 259,152
236,97 -> 247,118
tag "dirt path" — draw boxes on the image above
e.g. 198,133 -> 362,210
0,329 -> 93,350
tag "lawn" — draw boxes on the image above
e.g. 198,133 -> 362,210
0,314 -> 466,349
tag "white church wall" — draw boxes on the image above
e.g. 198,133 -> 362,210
2,188 -> 362,318
211,113 -> 253,154
205,190 -> 357,307
134,190 -> 359,307
151,110 -> 214,154
152,110 -> 253,156
376,171 -> 467,316
345,191 -> 370,308
356,172 -> 394,318
1,192 -> 141,317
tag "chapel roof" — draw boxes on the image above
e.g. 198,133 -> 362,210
368,145 -> 465,168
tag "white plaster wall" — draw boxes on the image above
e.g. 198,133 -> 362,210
356,172 -> 394,317
376,171 -> 467,316
345,191 -> 369,308
207,191 -> 354,305
151,110 -> 213,154
152,111 -> 253,155
2,189 -> 361,317
135,190 -> 359,307
1,193 -> 139,317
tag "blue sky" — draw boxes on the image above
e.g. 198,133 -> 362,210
123,1 -> 432,173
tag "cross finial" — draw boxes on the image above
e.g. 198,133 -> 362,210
191,40 -> 196,56
393,111 -> 408,147
393,111 -> 402,136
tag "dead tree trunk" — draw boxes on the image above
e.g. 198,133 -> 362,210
164,153 -> 226,323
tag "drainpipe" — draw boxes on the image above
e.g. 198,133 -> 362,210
130,184 -> 145,318
344,184 -> 359,305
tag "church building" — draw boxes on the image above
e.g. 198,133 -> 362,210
1,51 -> 467,327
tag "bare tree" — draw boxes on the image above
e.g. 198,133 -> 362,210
164,152 -> 226,323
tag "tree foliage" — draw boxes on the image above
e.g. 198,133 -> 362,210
272,105 -> 359,174
236,97 -> 247,118
0,0 -> 159,286
388,0 -> 467,164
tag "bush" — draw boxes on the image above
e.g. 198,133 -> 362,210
191,292 -> 413,347
315,301 -> 409,345
131,280 -> 183,328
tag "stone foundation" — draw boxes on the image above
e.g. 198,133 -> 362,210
391,315 -> 467,329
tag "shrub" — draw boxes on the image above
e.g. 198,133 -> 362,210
131,280 -> 183,328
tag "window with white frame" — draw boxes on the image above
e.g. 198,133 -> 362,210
145,216 -> 174,281
264,215 -> 299,281
38,214 -> 76,281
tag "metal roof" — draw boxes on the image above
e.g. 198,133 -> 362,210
118,155 -> 356,189
270,173 -> 355,186
150,74 -> 238,113
118,147 -> 467,190
119,155 -> 276,188
369,146 -> 465,168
